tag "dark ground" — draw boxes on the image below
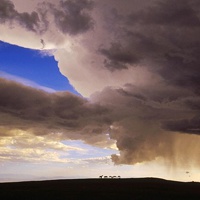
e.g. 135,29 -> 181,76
0,178 -> 200,200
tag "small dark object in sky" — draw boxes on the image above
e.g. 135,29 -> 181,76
40,39 -> 45,49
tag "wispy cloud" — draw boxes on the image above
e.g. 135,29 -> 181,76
0,71 -> 55,92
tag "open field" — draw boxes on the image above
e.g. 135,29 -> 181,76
0,178 -> 200,199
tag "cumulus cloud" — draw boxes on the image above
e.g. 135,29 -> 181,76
0,0 -> 95,50
0,128 -> 84,163
52,0 -> 200,96
1,0 -> 200,169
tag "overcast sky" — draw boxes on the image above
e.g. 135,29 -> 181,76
0,0 -> 200,182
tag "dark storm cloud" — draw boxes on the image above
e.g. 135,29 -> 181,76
0,0 -> 40,32
50,0 -> 94,35
163,117 -> 200,135
0,78 -> 111,144
1,77 -> 200,166
2,0 -> 200,167
0,0 -> 16,21
99,42 -> 139,71
100,0 -> 200,93
184,98 -> 200,110
90,82 -> 200,166
17,12 -> 40,32
128,0 -> 200,27
0,0 -> 94,35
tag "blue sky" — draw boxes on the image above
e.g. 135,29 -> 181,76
0,41 -> 78,93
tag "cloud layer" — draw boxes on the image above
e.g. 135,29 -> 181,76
0,78 -> 113,146
1,0 -> 200,169
1,77 -> 200,167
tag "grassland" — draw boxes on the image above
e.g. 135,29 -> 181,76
0,178 -> 200,199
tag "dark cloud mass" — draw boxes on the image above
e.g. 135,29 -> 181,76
163,117 -> 200,134
128,0 -> 200,27
1,0 -> 200,168
92,0 -> 200,166
0,0 -> 40,32
0,0 -> 94,35
51,0 -> 94,35
0,0 -> 16,21
99,42 -> 139,71
99,0 -> 200,93
0,78 -> 111,146
1,75 -> 200,167
90,82 -> 200,166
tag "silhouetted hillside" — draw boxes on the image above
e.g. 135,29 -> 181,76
0,178 -> 200,200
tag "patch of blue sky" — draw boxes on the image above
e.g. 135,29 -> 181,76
0,41 -> 79,95
61,140 -> 118,160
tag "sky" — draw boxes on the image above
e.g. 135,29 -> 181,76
0,0 -> 200,182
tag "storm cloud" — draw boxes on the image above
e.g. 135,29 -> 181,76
163,117 -> 200,135
1,76 -> 200,167
98,0 -> 200,92
0,0 -> 94,35
91,83 -> 200,166
1,0 -> 200,169
50,0 -> 94,35
0,0 -> 41,32
0,78 -> 113,148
